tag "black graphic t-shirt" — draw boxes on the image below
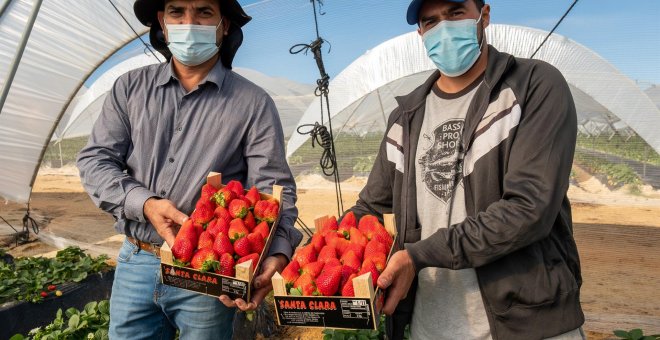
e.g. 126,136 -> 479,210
411,75 -> 492,339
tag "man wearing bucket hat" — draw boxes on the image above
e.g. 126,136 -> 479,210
348,0 -> 585,339
77,0 -> 302,338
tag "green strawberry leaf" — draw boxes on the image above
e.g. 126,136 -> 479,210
289,287 -> 302,296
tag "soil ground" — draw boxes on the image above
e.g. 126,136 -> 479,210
1,168 -> 659,338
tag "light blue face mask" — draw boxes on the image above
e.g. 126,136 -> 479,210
166,19 -> 223,66
422,13 -> 484,77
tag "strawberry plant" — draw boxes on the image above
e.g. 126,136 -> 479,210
9,300 -> 110,340
613,329 -> 660,340
0,247 -> 109,304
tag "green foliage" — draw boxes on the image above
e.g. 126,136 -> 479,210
42,136 -> 89,166
289,132 -> 383,177
0,247 -> 109,304
613,328 -> 660,340
577,135 -> 660,166
353,156 -> 376,174
573,152 -> 642,191
11,300 -> 110,340
321,314 -> 411,340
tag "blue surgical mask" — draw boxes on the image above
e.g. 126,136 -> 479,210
166,19 -> 223,66
422,13 -> 484,77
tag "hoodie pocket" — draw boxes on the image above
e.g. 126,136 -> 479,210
484,243 -> 578,315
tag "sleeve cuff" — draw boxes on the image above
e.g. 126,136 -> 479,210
124,186 -> 157,223
267,234 -> 295,261
405,231 -> 454,272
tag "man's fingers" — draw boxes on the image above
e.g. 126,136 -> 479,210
218,295 -> 237,308
164,204 -> 188,225
254,263 -> 277,289
381,282 -> 405,315
160,225 -> 177,248
377,263 -> 396,289
246,286 -> 270,311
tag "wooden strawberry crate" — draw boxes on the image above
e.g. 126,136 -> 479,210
160,172 -> 282,301
271,214 -> 398,330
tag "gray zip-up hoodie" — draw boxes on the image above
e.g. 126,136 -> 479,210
350,46 -> 583,340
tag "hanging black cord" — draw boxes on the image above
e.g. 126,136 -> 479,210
296,123 -> 336,176
23,203 -> 39,235
530,0 -> 579,59
108,0 -> 163,63
290,0 -> 344,216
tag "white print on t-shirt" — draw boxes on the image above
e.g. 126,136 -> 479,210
418,118 -> 464,202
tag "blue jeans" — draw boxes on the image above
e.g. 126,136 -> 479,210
109,239 -> 235,340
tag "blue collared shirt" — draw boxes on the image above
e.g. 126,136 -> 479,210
77,59 -> 302,258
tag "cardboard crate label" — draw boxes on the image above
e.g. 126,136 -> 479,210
274,296 -> 375,329
161,264 -> 248,300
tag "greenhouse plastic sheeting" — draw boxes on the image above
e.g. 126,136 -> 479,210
56,53 -> 315,142
0,0 -> 147,204
286,24 -> 660,159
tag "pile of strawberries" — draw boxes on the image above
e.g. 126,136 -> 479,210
281,212 -> 393,297
171,180 -> 279,277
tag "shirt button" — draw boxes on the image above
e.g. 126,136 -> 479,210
177,127 -> 182,132
160,191 -> 166,196
169,157 -> 174,163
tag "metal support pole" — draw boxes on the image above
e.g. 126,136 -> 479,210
0,0 -> 44,116
0,0 -> 14,21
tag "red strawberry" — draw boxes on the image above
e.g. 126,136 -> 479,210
191,248 -> 219,272
359,259 -> 380,287
247,232 -> 265,254
253,221 -> 270,240
344,243 -> 365,261
365,239 -> 389,258
292,273 -> 316,296
254,199 -> 279,223
172,220 -> 198,263
244,186 -> 260,207
292,244 -> 317,267
47,285 -> 57,291
243,211 -> 256,231
228,218 -> 249,242
233,236 -> 252,257
318,216 -> 338,235
300,261 -> 324,278
212,232 -> 233,256
206,218 -> 225,238
323,258 -> 342,271
335,238 -> 350,256
372,228 -> 394,249
341,250 -> 362,273
317,245 -> 337,264
200,184 -> 218,203
191,200 -> 215,225
358,215 -> 382,239
310,233 -> 325,253
237,253 -> 260,272
212,188 -> 235,208
197,231 -> 215,250
40,291 -> 48,298
229,199 -> 249,219
216,252 -> 235,277
339,264 -> 358,288
315,265 -> 342,296
365,252 -> 387,273
341,273 -> 357,297
225,180 -> 244,197
214,206 -> 232,225
338,211 -> 357,236
281,260 -> 301,290
349,227 -> 368,247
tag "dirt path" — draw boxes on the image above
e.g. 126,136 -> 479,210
2,173 -> 660,336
